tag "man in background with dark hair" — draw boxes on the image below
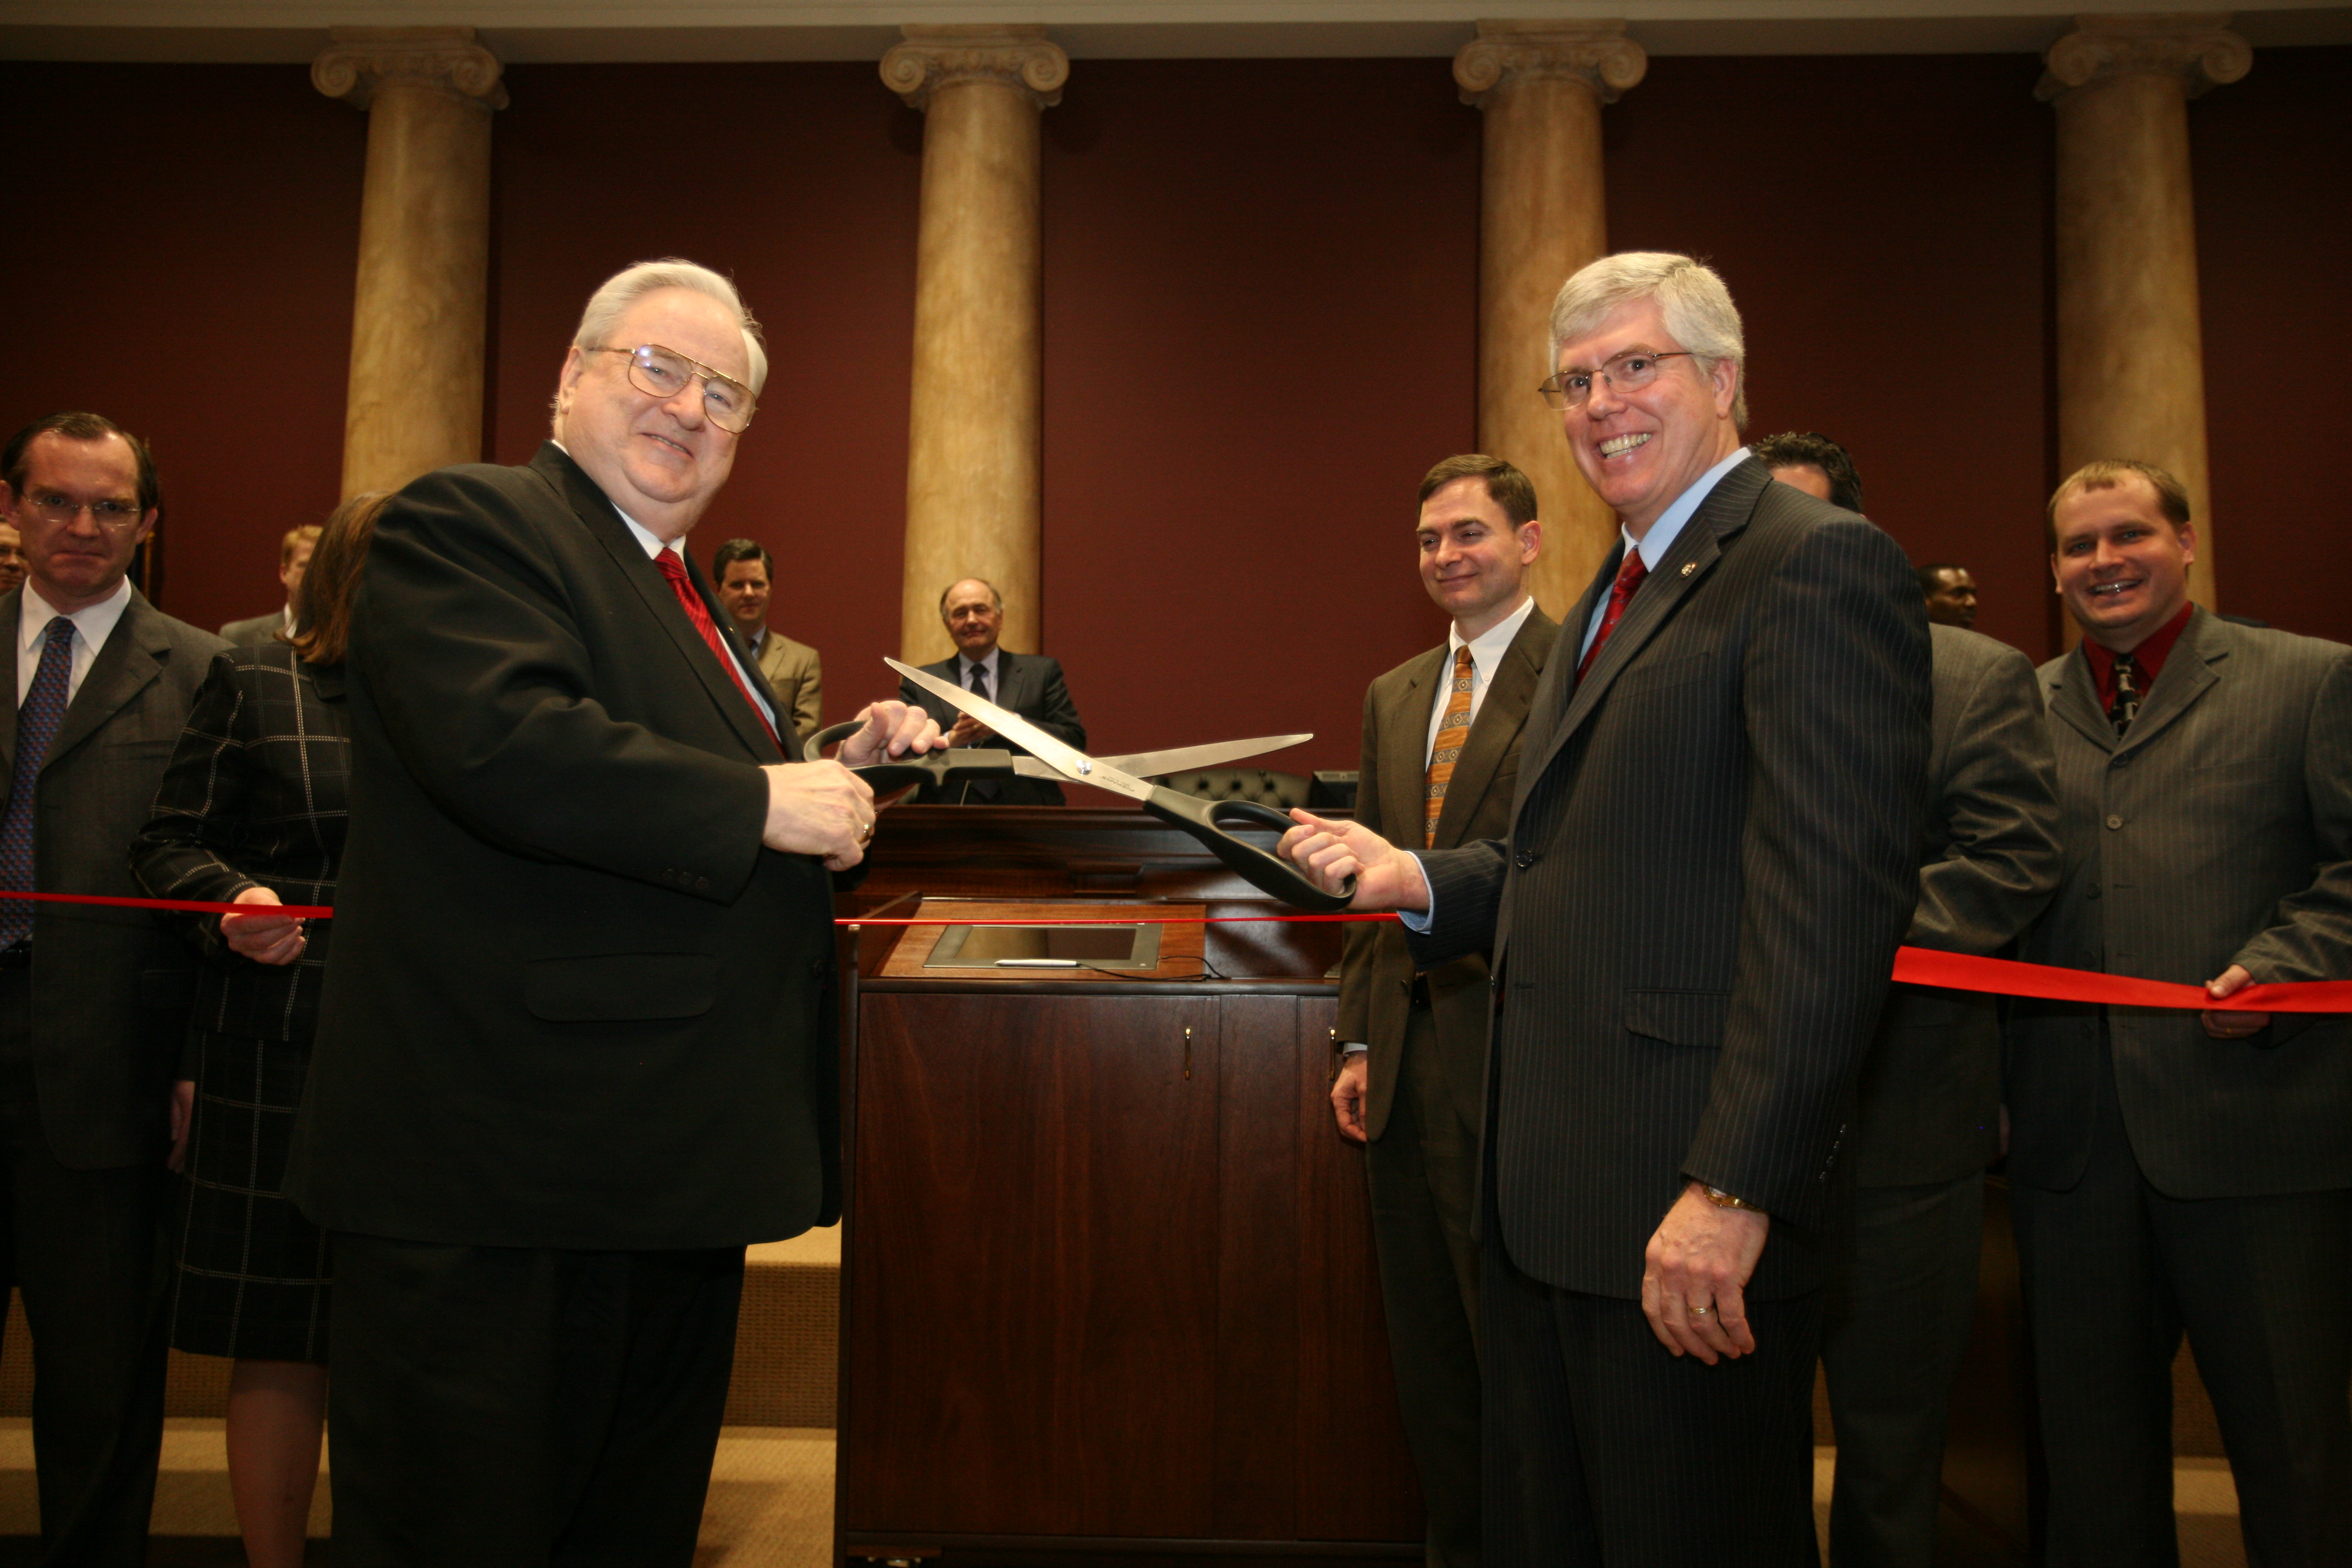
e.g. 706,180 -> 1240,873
1753,429 -> 1865,514
1335,453 -> 1553,1568
1754,432 -> 2063,1567
2010,457 -> 2352,1566
1914,564 -> 1977,629
0,411 -> 226,1565
711,537 -> 822,744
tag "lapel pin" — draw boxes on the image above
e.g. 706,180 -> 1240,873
1680,562 -> 1696,577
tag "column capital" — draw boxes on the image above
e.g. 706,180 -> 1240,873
2036,13 -> 2251,102
881,25 -> 1069,111
313,26 -> 508,113
1454,19 -> 1647,109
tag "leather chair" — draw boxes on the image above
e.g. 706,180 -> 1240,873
1146,768 -> 1312,809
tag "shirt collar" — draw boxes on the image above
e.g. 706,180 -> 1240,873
1626,444 -> 1751,574
2081,599 -> 2196,705
19,575 -> 131,654
961,647 -> 1002,685
1448,593 -> 1537,673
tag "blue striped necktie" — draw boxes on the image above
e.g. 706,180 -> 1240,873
0,617 -> 75,948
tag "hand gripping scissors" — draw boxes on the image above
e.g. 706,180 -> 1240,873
883,658 -> 1356,913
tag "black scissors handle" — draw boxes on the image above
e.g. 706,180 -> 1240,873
1143,787 -> 1356,913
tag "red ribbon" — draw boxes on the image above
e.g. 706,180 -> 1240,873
6,891 -> 2342,1013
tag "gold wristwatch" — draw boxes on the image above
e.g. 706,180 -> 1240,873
1701,1185 -> 1759,1212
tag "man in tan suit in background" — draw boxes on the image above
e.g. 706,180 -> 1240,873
1335,453 -> 1555,1568
712,537 -> 822,744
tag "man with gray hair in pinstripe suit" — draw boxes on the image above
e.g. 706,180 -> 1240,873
2008,458 -> 2352,1567
1283,253 -> 1931,1564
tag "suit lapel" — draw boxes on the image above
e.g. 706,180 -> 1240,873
2045,648 -> 2115,755
48,592 -> 167,767
1381,646 -> 1450,846
1526,459 -> 1769,786
528,445 -> 779,762
2114,608 -> 2223,758
1433,610 -> 1554,849
0,587 -> 17,776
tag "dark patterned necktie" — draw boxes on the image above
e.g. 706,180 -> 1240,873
0,618 -> 75,948
1577,549 -> 1650,684
965,662 -> 998,800
655,549 -> 779,752
2108,652 -> 2143,738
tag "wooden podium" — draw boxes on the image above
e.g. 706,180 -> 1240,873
835,808 -> 1424,1566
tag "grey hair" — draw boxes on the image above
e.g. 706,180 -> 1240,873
571,258 -> 768,393
1549,252 -> 1747,429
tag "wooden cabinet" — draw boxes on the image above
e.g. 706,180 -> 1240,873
836,971 -> 1424,1565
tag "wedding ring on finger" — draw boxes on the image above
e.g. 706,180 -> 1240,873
1690,1305 -> 1712,1317
855,819 -> 875,846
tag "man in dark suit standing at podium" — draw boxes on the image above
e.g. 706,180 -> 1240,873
1334,453 -> 1554,1568
1282,253 -> 1929,1564
898,577 -> 1086,804
289,260 -> 937,1567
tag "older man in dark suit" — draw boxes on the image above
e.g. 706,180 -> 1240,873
2008,459 -> 2352,1567
897,577 -> 1084,804
1334,453 -> 1555,1568
1284,252 -> 1929,1565
286,260 -> 938,1567
0,411 -> 227,1565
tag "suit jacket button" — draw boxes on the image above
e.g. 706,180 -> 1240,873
2085,884 -> 2102,900
695,876 -> 711,892
1513,850 -> 1538,870
2105,814 -> 2124,830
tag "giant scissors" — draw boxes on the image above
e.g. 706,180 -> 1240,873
873,658 -> 1356,912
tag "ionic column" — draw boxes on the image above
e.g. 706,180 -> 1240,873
314,26 -> 507,498
2039,13 -> 2248,617
882,25 -> 1068,665
1455,20 -> 1646,615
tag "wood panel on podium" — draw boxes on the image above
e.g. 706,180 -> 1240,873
835,876 -> 1422,1566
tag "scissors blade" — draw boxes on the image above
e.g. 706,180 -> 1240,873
888,658 -> 1154,803
1013,733 -> 1312,781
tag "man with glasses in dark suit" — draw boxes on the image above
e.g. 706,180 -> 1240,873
0,411 -> 226,1565
1283,253 -> 1929,1566
288,260 -> 940,1567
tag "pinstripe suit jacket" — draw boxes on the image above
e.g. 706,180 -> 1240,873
1854,625 -> 2060,1187
1408,459 -> 1931,1300
2006,608 -> 2352,1198
0,587 -> 227,1166
1337,606 -> 1556,1140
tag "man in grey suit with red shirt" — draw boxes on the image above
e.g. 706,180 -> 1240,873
1283,253 -> 1929,1564
2008,458 -> 2352,1567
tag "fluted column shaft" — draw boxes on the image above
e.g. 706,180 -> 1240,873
884,26 -> 1067,666
1455,21 -> 1646,615
2040,14 -> 2248,618
315,27 -> 506,499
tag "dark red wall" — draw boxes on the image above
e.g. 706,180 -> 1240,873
2,64 -> 363,626
2193,44 -> 2351,644
5,47 -> 2345,775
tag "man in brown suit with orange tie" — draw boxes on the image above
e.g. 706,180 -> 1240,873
1334,454 -> 1555,1568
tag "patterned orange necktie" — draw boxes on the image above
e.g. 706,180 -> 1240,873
1424,645 -> 1475,848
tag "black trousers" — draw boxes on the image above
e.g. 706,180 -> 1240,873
0,972 -> 171,1568
2011,1044 -> 2352,1568
327,1234 -> 746,1568
1819,1170 -> 1985,1568
1364,1006 -> 1482,1568
1480,1202 -> 1824,1565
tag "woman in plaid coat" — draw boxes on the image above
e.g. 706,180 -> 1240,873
130,490 -> 384,1568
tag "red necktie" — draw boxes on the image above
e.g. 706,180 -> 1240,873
656,548 -> 780,752
1576,549 -> 1650,683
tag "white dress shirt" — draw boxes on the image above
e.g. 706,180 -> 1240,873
1423,594 -> 1539,764
957,647 -> 1002,696
16,577 -> 133,707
